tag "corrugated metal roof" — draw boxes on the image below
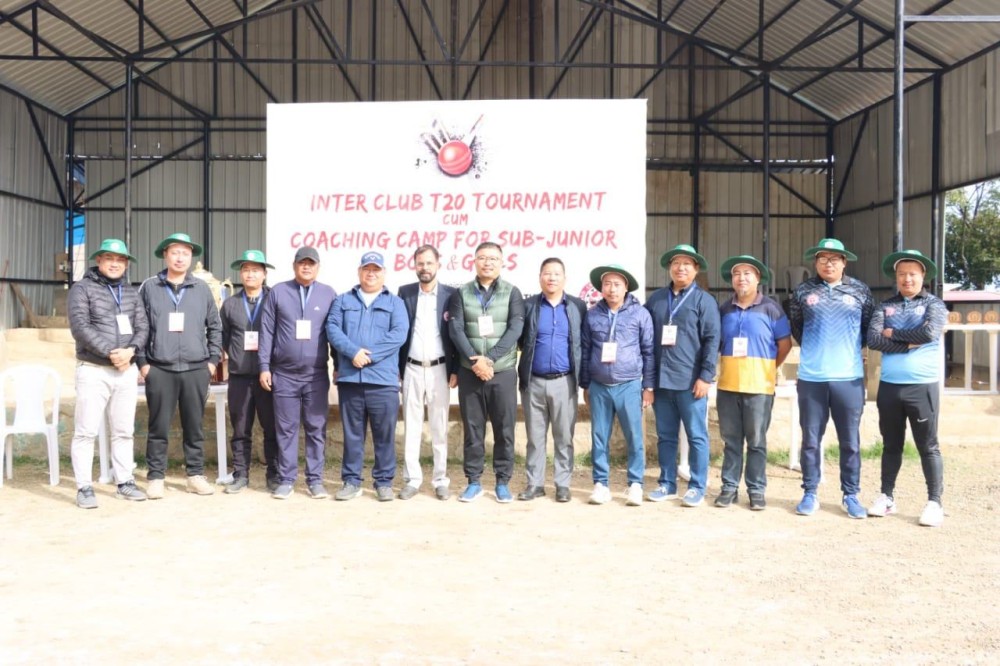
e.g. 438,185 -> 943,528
0,0 -> 997,119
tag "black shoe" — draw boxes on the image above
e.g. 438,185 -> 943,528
225,477 -> 249,494
517,486 -> 546,501
714,489 -> 738,508
749,492 -> 766,511
555,486 -> 571,503
266,477 -> 279,493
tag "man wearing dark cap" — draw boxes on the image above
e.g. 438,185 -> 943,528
258,246 -> 337,500
788,238 -> 875,519
137,232 -> 223,499
68,238 -> 149,508
714,255 -> 792,510
580,263 -> 654,506
220,250 -> 278,493
326,251 -> 408,501
866,249 -> 947,527
449,241 -> 525,503
645,244 -> 720,508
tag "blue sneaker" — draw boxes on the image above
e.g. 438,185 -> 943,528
458,483 -> 483,503
495,484 -> 513,503
842,494 -> 868,519
680,488 -> 704,507
796,492 -> 819,516
646,484 -> 678,502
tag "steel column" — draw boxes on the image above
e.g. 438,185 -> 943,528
893,0 -> 904,250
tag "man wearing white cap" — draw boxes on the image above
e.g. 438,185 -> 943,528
866,250 -> 947,527
326,251 -> 408,502
68,238 -> 149,508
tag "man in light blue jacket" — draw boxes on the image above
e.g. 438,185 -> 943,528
326,251 -> 409,502
580,264 -> 654,507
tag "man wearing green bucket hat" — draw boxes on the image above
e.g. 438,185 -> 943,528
788,237 -> 875,519
644,244 -> 720,508
67,238 -> 149,508
219,250 -> 278,494
865,249 -> 947,527
137,232 -> 223,499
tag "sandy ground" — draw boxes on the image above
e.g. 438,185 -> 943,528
0,441 -> 998,665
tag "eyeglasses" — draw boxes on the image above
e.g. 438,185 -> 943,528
476,256 -> 502,264
815,255 -> 844,265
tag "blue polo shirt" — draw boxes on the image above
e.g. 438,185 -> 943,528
718,293 -> 791,395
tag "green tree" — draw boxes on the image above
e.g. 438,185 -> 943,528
945,182 -> 1000,289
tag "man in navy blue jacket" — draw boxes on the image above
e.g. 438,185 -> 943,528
397,245 -> 459,501
327,251 -> 409,502
645,244 -> 720,508
258,246 -> 337,500
580,264 -> 654,507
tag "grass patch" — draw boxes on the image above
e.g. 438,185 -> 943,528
767,440 -> 921,466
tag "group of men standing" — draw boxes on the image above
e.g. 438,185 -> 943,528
66,232 -> 946,526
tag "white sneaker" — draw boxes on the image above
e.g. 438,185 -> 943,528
589,483 -> 611,505
625,483 -> 643,506
919,500 -> 944,527
868,493 -> 897,517
147,479 -> 164,500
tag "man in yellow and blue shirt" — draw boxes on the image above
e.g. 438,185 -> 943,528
715,255 -> 791,510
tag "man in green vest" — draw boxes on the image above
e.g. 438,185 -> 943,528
448,242 -> 525,503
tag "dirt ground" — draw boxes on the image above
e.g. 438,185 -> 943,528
0,441 -> 998,665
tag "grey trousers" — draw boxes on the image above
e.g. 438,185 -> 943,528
521,374 -> 577,488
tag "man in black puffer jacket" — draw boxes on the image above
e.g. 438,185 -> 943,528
68,238 -> 149,509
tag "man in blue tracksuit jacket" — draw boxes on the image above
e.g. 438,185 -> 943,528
258,246 -> 337,500
326,251 -> 409,502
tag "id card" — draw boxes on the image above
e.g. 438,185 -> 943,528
601,342 -> 618,363
244,331 -> 259,351
661,325 -> 678,346
732,337 -> 749,357
116,314 -> 133,336
168,312 -> 185,332
296,320 -> 311,340
478,315 -> 495,337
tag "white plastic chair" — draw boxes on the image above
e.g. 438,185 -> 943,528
0,365 -> 62,487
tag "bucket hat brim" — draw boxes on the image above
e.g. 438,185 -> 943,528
804,238 -> 858,262
881,249 -> 938,281
589,264 -> 639,292
720,255 -> 771,284
659,244 -> 708,271
154,233 -> 204,258
89,238 -> 137,263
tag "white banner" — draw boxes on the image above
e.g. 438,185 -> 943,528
266,99 -> 647,301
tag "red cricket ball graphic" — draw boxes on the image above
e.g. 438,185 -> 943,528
421,115 -> 484,177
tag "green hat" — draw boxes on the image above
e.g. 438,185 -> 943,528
659,244 -> 708,270
881,249 -> 937,281
89,238 -> 136,262
154,232 -> 203,258
803,238 -> 857,262
720,255 -> 771,284
230,249 -> 275,270
589,264 -> 639,292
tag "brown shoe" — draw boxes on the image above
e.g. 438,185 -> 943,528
147,479 -> 165,500
186,475 -> 215,495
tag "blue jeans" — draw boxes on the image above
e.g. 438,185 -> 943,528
797,379 -> 865,494
338,383 -> 400,488
717,390 -> 774,493
652,388 -> 709,492
589,380 -> 645,486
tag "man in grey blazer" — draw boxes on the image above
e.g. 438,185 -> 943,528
517,257 -> 587,503
397,245 -> 459,500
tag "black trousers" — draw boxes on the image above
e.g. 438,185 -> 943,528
458,367 -> 516,484
145,365 -> 210,479
227,373 -> 278,481
876,381 -> 943,503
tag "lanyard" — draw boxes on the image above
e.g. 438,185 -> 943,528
606,308 -> 619,341
475,284 -> 496,313
243,291 -> 263,327
164,283 -> 185,308
666,286 -> 694,325
298,284 -> 313,318
107,284 -> 123,313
